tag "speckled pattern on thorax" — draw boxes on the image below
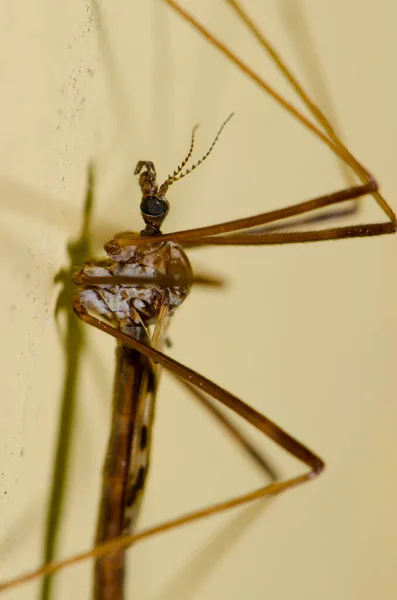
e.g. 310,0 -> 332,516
76,238 -> 192,331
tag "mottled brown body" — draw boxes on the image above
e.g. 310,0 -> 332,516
93,340 -> 155,599
74,230 -> 192,600
77,236 -> 192,329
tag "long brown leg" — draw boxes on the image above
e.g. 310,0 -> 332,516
107,179 -> 394,251
215,0 -> 358,230
100,0 -> 392,251
72,270 -> 226,289
102,2 -> 395,252
164,0 -> 380,193
0,301 -> 323,593
200,0 -> 359,234
226,0 -> 344,144
173,376 -> 279,482
73,304 -> 323,475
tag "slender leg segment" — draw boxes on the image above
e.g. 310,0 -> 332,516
0,301 -> 324,592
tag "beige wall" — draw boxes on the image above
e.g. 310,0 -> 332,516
0,1 -> 396,599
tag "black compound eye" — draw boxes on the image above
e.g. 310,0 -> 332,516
140,195 -> 168,217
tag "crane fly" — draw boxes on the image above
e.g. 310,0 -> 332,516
0,0 -> 396,598
72,117 -> 240,600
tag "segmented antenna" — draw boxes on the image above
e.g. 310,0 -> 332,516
158,113 -> 234,196
167,124 -> 199,183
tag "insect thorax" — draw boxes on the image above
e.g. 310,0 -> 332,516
75,239 -> 192,330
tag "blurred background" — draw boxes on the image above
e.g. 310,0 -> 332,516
0,1 -> 396,599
